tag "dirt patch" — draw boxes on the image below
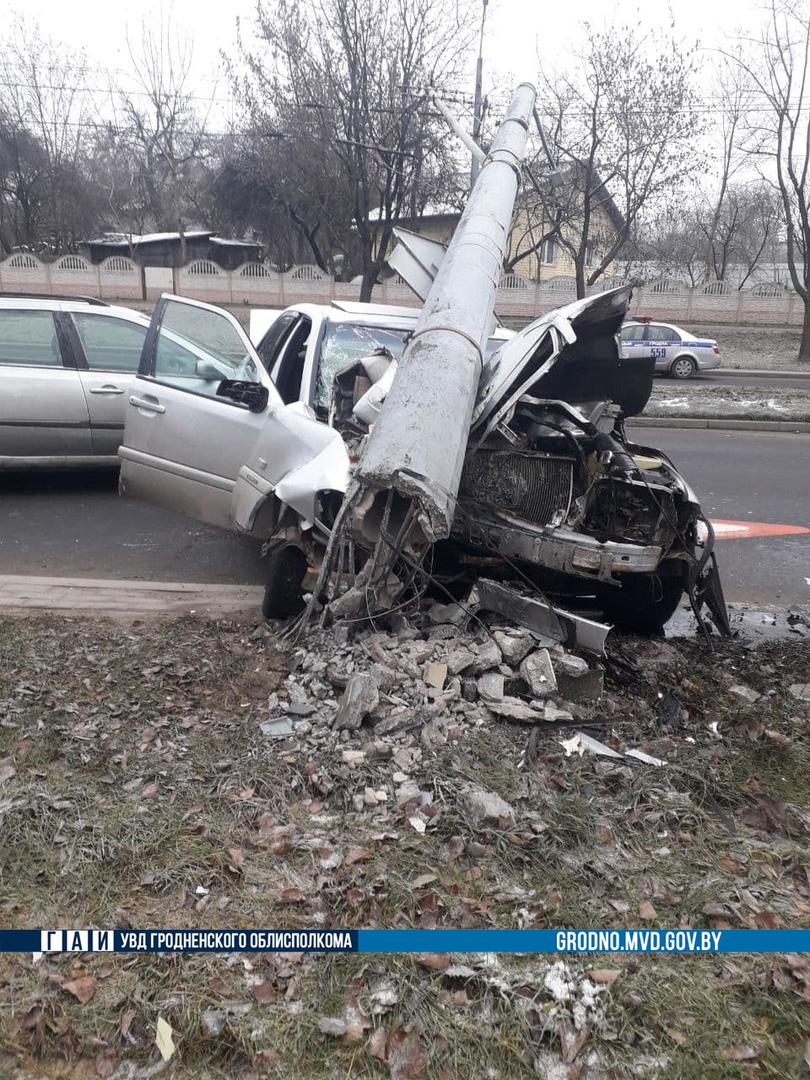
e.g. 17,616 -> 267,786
2,614 -> 810,1077
646,383 -> 810,422
687,325 -> 806,371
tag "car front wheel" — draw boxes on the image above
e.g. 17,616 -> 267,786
596,573 -> 685,634
261,545 -> 307,619
670,355 -> 697,379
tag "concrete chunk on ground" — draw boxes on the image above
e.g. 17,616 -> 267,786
493,629 -> 535,666
477,672 -> 505,702
485,697 -> 547,722
467,639 -> 503,675
520,649 -> 557,697
333,673 -> 379,730
460,786 -> 515,829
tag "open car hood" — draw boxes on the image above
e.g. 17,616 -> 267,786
471,286 -> 653,443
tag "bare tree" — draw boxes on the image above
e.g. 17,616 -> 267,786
511,24 -> 703,298
230,0 -> 475,300
729,0 -> 810,357
0,16 -> 101,253
107,17 -> 213,240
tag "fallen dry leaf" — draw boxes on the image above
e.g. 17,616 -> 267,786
252,982 -> 277,1004
416,953 -> 450,971
279,887 -> 305,903
589,969 -> 620,984
753,911 -> 779,930
345,847 -> 373,864
226,846 -> 246,866
368,1026 -> 388,1061
639,900 -> 657,921
62,976 -> 96,1004
723,1044 -> 761,1062
386,1024 -> 428,1080
412,873 -> 438,889
560,1020 -> 588,1063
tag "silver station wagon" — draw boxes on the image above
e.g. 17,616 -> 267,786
0,294 -> 150,468
619,319 -> 721,379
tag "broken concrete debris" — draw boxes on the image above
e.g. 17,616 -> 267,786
333,673 -> 380,730
460,786 -> 516,829
520,649 -> 557,698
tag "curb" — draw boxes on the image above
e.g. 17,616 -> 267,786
629,417 -> 810,433
0,575 -> 264,617
716,369 -> 810,379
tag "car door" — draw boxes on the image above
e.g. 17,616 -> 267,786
648,325 -> 674,371
119,295 -> 348,536
619,324 -> 645,360
119,295 -> 284,529
0,306 -> 92,462
69,311 -> 147,457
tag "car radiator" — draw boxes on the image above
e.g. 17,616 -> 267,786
459,451 -> 573,526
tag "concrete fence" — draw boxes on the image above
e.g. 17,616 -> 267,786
0,254 -> 804,326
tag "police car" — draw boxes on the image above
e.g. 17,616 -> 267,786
619,318 -> 721,379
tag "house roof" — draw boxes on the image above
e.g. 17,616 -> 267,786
82,232 -> 260,249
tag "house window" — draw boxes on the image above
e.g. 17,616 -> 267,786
541,238 -> 556,266
584,240 -> 596,267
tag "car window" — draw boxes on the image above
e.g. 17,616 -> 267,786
72,313 -> 147,372
0,310 -> 61,366
273,317 -> 313,405
649,326 -> 673,342
620,325 -> 645,343
257,312 -> 299,373
316,322 -> 412,407
150,299 -> 261,397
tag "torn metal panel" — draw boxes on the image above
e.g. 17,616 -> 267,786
471,578 -> 611,656
386,227 -> 447,303
355,83 -> 537,543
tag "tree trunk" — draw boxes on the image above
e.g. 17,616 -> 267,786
359,265 -> 375,303
575,260 -> 586,300
799,297 -> 810,361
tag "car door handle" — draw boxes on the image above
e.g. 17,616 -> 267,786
89,385 -> 126,395
130,395 -> 166,414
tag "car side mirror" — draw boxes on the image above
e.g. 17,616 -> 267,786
216,379 -> 269,413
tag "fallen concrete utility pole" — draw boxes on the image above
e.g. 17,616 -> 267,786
354,82 -> 537,544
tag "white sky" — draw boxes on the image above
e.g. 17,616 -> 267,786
9,0 -> 763,108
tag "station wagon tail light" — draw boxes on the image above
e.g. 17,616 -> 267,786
713,344 -> 720,354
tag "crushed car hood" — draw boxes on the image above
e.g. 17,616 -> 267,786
472,286 -> 654,443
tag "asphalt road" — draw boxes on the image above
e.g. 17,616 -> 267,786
1,428 -> 808,608
632,426 -> 810,608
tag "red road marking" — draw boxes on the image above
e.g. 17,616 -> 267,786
711,519 -> 810,539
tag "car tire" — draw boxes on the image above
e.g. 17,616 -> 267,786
261,545 -> 308,620
670,355 -> 696,379
597,573 -> 684,634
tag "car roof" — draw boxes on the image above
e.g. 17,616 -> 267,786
280,300 -> 514,339
624,319 -> 687,335
0,295 -> 150,323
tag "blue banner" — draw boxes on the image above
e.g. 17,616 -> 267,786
3,928 -> 810,955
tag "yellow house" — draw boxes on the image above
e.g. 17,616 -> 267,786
375,185 -> 624,287
504,181 -> 626,283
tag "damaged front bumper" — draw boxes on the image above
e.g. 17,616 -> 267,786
454,514 -> 663,583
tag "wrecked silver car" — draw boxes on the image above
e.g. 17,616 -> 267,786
326,284 -> 728,636
119,83 -> 728,641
